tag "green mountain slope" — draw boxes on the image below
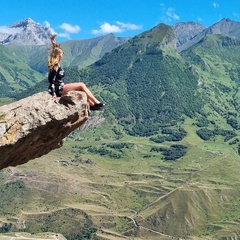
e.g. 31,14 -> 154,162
5,44 -> 49,73
0,45 -> 44,97
77,23 -> 203,136
75,26 -> 240,144
180,34 -> 240,142
60,34 -> 128,69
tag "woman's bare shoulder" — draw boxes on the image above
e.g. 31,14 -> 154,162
53,63 -> 59,71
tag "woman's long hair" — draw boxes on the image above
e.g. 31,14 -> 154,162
48,35 -> 63,70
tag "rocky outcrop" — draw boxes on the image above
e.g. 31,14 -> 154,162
0,91 -> 89,170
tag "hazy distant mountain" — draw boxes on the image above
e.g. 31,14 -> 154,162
172,21 -> 205,47
178,18 -> 240,52
207,17 -> 240,37
4,33 -> 129,74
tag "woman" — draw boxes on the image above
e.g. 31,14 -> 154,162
48,35 -> 105,111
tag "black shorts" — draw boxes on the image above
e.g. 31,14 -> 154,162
48,81 -> 64,97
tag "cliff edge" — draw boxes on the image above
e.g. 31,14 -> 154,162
0,91 -> 89,170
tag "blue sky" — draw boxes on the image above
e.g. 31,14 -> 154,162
1,0 -> 240,41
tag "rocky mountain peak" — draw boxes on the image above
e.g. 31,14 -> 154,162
208,18 -> 240,38
1,18 -> 53,45
10,18 -> 35,28
173,21 -> 206,47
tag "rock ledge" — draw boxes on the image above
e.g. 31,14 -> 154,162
0,91 -> 89,170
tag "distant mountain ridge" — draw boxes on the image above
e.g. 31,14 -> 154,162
1,17 -> 240,49
5,33 -> 128,73
1,17 -> 240,99
178,18 -> 240,52
0,18 -> 204,48
76,23 -> 203,136
0,18 -> 129,47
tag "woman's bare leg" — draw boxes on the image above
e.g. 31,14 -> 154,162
88,98 -> 95,106
63,82 -> 101,104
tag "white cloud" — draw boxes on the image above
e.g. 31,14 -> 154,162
0,26 -> 21,35
92,21 -> 142,35
212,2 -> 220,8
59,23 -> 80,34
58,32 -> 71,39
116,21 -> 142,30
44,21 -> 51,28
44,21 -> 80,39
159,4 -> 180,23
166,8 -> 180,21
92,22 -> 123,34
44,21 -> 57,35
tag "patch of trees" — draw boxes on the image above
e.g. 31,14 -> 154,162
196,127 -> 237,141
145,44 -> 163,56
87,146 -> 123,159
124,55 -> 202,136
75,143 -> 133,159
68,224 -> 97,240
0,180 -> 25,193
214,82 -> 231,94
106,142 -> 133,149
227,118 -> 239,130
0,223 -> 12,233
195,117 -> 214,127
150,127 -> 187,143
196,128 -> 213,140
229,138 -> 239,145
150,144 -> 187,160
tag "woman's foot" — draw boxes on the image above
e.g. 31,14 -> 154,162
94,102 -> 103,108
90,102 -> 107,111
